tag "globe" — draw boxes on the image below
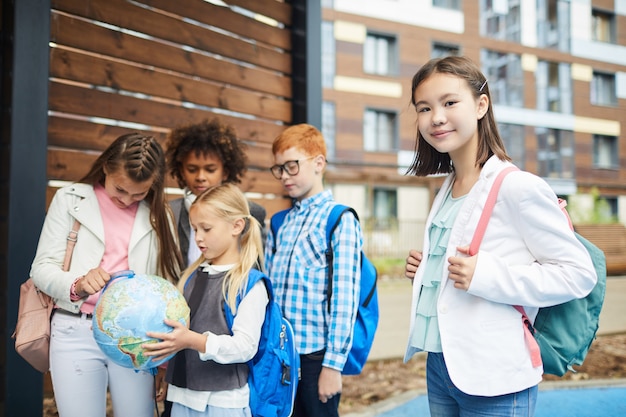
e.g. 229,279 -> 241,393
92,270 -> 190,372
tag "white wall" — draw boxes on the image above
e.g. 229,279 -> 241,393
330,184 -> 367,217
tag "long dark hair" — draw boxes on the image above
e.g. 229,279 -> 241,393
406,56 -> 510,177
81,133 -> 183,282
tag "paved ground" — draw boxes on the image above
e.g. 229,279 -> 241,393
354,275 -> 626,417
370,382 -> 626,417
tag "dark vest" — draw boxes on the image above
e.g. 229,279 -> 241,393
166,270 -> 248,391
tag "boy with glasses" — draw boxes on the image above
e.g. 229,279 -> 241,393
265,123 -> 363,417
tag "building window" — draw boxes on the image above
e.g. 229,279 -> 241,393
591,72 -> 617,106
433,0 -> 461,10
498,123 -> 525,169
537,0 -> 570,51
481,0 -> 521,42
431,42 -> 461,58
536,128 -> 574,179
364,32 -> 397,76
364,109 -> 397,152
321,0 -> 334,8
322,101 -> 336,161
536,60 -> 572,113
593,135 -> 619,169
481,50 -> 523,107
373,188 -> 397,228
321,21 -> 335,89
592,9 -> 615,43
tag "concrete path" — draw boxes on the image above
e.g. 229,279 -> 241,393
366,381 -> 626,417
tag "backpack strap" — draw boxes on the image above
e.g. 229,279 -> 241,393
64,219 -> 81,271
513,305 -> 542,368
558,198 -> 574,231
325,204 -> 358,313
468,166 -> 542,369
223,268 -> 270,329
469,166 -> 519,256
270,208 -> 292,254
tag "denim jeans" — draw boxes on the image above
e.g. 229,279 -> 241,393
426,352 -> 538,417
293,350 -> 340,417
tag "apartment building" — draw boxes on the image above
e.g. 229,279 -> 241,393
320,0 -> 626,258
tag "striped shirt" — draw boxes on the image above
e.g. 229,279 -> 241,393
265,190 -> 362,371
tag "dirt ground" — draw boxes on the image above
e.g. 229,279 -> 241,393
339,333 -> 626,415
42,333 -> 626,417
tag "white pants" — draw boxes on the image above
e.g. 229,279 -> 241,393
50,311 -> 155,417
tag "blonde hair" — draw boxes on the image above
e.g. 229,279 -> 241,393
177,183 -> 264,312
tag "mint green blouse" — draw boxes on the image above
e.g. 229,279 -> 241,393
410,188 -> 466,352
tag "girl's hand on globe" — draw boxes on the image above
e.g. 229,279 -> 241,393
76,267 -> 111,297
144,319 -> 208,361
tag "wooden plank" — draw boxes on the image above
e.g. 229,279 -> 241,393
48,115 -> 169,151
50,12 -> 291,97
52,0 -> 291,74
134,0 -> 291,50
224,0 -> 292,25
575,224 -> 626,275
48,116 -> 278,167
252,198 -> 292,218
48,148 -> 283,195
48,81 -> 286,144
49,49 -> 291,122
48,148 -> 97,182
240,169 -> 279,191
240,143 -> 275,170
240,170 -> 284,194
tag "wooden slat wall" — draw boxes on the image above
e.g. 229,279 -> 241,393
48,0 -> 293,211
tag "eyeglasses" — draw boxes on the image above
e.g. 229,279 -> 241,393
270,156 -> 316,179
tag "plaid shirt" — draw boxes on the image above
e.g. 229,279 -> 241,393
265,190 -> 362,371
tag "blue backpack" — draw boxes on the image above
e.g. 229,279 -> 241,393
223,269 -> 299,417
270,204 -> 379,375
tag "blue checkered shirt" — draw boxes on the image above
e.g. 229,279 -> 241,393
265,190 -> 362,371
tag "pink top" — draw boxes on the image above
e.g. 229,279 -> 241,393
77,184 -> 139,314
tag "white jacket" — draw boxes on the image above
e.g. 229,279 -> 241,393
30,183 -> 157,313
404,156 -> 597,396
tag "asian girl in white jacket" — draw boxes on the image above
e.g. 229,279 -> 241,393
403,56 -> 596,417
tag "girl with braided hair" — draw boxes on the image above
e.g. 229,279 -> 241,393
30,133 -> 183,417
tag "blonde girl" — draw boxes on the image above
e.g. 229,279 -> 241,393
144,183 -> 268,417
